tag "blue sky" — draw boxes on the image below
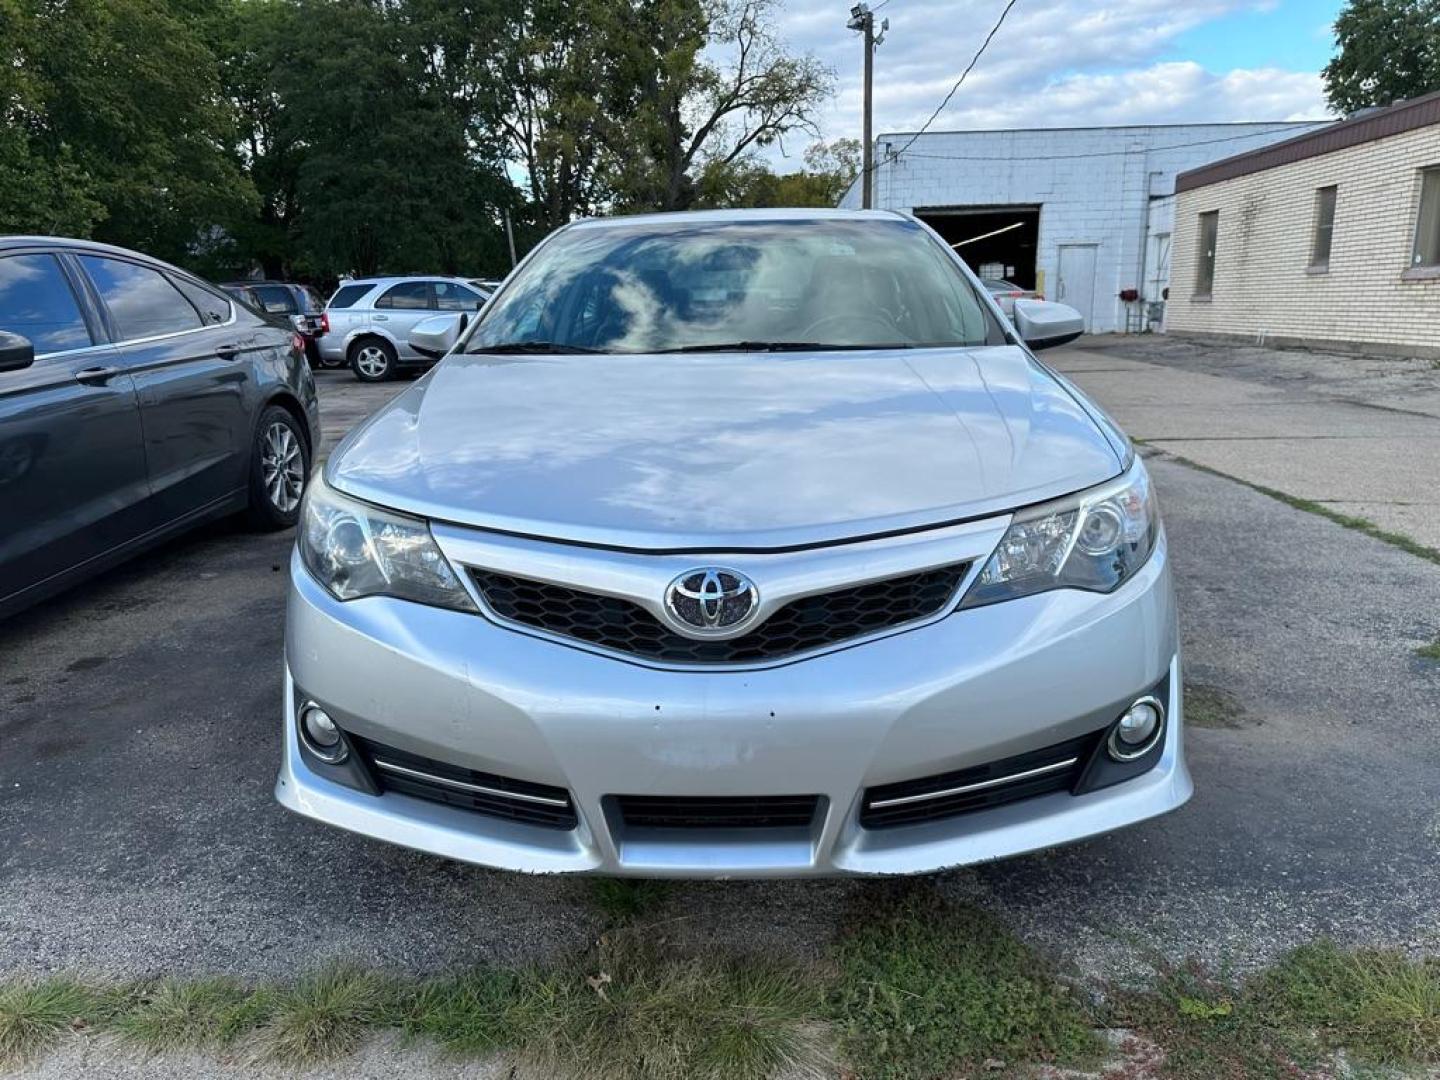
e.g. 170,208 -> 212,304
765,0 -> 1343,164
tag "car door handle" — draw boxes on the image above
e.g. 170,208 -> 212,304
73,365 -> 123,385
216,343 -> 242,360
372,314 -> 389,322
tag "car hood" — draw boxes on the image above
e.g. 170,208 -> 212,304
326,346 -> 1123,549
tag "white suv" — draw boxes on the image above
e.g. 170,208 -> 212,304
319,276 -> 489,381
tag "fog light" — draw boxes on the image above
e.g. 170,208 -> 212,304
299,704 -> 347,764
1107,696 -> 1164,761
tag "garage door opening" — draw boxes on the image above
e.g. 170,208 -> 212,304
914,205 -> 1041,291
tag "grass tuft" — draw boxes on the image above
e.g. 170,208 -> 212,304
0,978 -> 102,1067
508,928 -> 827,1080
396,968 -> 519,1056
1416,638 -> 1440,661
588,878 -> 674,923
257,966 -> 396,1064
832,886 -> 1100,1079
112,977 -> 265,1053
1255,940 -> 1440,1066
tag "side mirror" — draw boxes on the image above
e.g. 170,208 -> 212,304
0,331 -> 35,372
408,313 -> 465,359
1012,299 -> 1084,351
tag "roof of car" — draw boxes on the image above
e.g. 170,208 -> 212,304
336,275 -> 481,288
567,208 -> 909,230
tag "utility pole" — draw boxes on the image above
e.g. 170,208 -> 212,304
503,208 -> 518,269
847,4 -> 887,209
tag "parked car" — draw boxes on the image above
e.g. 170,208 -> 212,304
0,237 -> 319,619
317,276 -> 490,381
981,277 -> 1042,318
222,281 -> 331,368
277,208 -> 1184,878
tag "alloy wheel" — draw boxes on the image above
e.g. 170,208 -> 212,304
355,345 -> 389,378
261,421 -> 305,512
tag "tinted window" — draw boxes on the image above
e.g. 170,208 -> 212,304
301,286 -> 325,312
80,255 -> 201,340
375,281 -> 431,310
174,278 -> 232,324
327,284 -> 373,309
253,284 -> 298,314
434,281 -> 484,311
469,218 -> 999,354
0,254 -> 93,354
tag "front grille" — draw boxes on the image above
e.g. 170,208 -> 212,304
470,564 -> 968,664
615,794 -> 821,830
860,732 -> 1100,830
352,736 -> 577,830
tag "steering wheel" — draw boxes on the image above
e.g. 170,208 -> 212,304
799,313 -> 903,342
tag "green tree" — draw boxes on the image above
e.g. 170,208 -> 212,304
694,138 -> 860,209
1323,0 -> 1440,114
13,0 -> 256,262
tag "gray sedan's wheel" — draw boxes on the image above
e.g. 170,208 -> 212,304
350,339 -> 395,382
246,405 -> 310,530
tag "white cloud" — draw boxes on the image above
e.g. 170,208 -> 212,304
754,0 -> 1332,166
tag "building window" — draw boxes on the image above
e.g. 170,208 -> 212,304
1414,167 -> 1440,269
1194,211 -> 1218,298
1310,185 -> 1337,270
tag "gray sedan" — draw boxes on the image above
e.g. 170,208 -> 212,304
0,236 -> 319,618
278,209 -> 1186,877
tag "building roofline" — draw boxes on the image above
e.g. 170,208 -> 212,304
876,119 -> 1323,141
1175,89 -> 1440,193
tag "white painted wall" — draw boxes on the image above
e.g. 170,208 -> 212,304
840,122 -> 1327,333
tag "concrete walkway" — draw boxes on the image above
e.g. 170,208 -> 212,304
1047,335 -> 1440,552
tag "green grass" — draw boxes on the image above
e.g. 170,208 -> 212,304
256,967 -> 397,1064
5,915 -> 1440,1078
831,887 -> 1100,1079
395,968 -> 519,1056
0,978 -> 104,1067
1183,683 -> 1246,729
1416,638 -> 1440,661
588,877 -> 674,922
112,977 -> 266,1052
1110,942 -> 1440,1078
507,928 -> 827,1080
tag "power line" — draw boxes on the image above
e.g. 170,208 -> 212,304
881,0 -> 1021,168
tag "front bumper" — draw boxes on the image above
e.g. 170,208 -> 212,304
276,535 -> 1189,877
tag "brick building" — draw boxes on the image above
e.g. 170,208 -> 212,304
839,120 -> 1323,333
1166,91 -> 1440,356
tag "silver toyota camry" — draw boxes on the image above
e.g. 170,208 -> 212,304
277,208 -> 1190,877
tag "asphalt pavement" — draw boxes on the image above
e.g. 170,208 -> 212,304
1,355 -> 1438,987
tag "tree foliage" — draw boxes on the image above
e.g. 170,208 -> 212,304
0,0 -> 835,278
1323,0 -> 1440,114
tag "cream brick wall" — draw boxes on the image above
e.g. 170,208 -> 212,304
1167,125 -> 1440,351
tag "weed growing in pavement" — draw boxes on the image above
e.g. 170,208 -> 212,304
393,968 -> 520,1057
508,927 -> 829,1080
1157,451 -> 1440,567
256,966 -> 397,1064
1108,942 -> 1440,1078
0,978 -> 105,1067
1417,638 -> 1440,661
831,884 -> 1100,1079
113,977 -> 267,1052
588,877 -> 674,923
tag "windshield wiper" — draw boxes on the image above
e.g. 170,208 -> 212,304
472,341 -> 605,355
659,341 -> 904,353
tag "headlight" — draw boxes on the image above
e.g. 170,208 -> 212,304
298,476 -> 477,612
960,458 -> 1158,609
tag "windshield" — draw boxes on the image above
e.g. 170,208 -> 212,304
467,217 -> 1002,354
